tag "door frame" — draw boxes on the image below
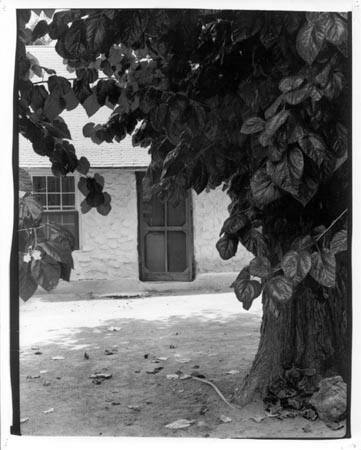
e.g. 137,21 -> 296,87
136,172 -> 194,281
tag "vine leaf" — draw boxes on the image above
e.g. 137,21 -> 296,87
279,75 -> 305,93
330,229 -> 347,254
241,117 -> 265,135
263,275 -> 294,305
250,168 -> 282,207
249,256 -> 272,278
220,213 -> 249,236
216,235 -> 238,260
281,250 -> 312,285
19,260 -> 38,301
30,255 -> 61,291
296,20 -> 325,65
234,278 -> 262,310
310,250 -> 336,287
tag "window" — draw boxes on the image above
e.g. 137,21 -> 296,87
32,175 -> 79,249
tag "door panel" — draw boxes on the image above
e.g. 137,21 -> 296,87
137,172 -> 193,281
144,232 -> 166,272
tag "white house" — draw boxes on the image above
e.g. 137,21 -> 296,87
20,47 -> 251,285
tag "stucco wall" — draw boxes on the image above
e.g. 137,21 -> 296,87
192,188 -> 252,274
72,169 -> 139,280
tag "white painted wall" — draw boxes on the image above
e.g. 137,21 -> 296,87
25,168 -> 251,281
192,188 -> 252,274
72,169 -> 139,280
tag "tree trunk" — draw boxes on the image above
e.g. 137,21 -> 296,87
235,256 -> 349,406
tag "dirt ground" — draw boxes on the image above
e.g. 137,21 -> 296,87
19,292 -> 346,438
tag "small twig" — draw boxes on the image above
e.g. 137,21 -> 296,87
314,208 -> 348,243
191,376 -> 241,410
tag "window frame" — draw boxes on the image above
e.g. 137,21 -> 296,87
26,168 -> 82,250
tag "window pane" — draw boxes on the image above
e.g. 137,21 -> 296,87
48,193 -> 61,208
167,231 -> 187,272
62,193 -> 75,208
143,195 -> 165,227
43,212 -> 78,249
35,193 -> 46,207
62,176 -> 75,193
33,176 -> 46,192
47,176 -> 60,192
144,232 -> 165,272
167,197 -> 186,226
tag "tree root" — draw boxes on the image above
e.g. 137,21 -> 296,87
191,376 -> 242,410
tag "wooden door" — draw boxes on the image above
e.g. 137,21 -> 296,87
137,173 -> 194,281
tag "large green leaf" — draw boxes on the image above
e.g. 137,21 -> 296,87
296,20 -> 326,65
281,250 -> 312,284
264,275 -> 294,305
310,250 -> 336,287
240,117 -> 265,135
37,239 -> 74,269
19,194 -> 43,222
234,278 -> 262,310
249,256 -> 272,278
216,235 -> 238,260
299,134 -> 326,167
31,254 -> 61,291
43,94 -> 65,121
279,75 -> 305,93
19,260 -> 38,301
325,14 -> 347,46
330,229 -> 347,254
250,168 -> 282,207
220,213 -> 249,236
266,147 -> 304,196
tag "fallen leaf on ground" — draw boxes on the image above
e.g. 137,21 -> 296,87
166,374 -> 179,380
20,417 -> 29,424
158,357 -> 168,361
302,424 -> 312,433
84,352 -> 89,360
108,327 -> 121,331
226,370 -> 240,375
39,370 -> 48,374
219,415 -> 232,423
249,415 -> 266,423
144,354 -> 149,359
26,375 -> 40,380
43,380 -> 51,386
43,408 -> 54,414
165,419 -> 195,429
51,356 -> 65,360
199,406 -> 208,415
169,345 -> 176,349
89,373 -> 112,379
146,367 -> 163,374
104,349 -> 117,355
190,371 -> 205,378
179,374 -> 191,380
34,351 -> 42,355
127,405 -> 141,411
176,358 -> 191,363
111,401 -> 121,405
326,421 -> 344,430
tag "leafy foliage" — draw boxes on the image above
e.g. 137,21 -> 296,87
18,169 -> 75,301
18,9 -> 349,306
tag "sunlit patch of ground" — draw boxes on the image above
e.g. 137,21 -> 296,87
20,293 -> 345,438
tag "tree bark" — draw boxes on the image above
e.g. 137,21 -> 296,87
235,256 -> 349,406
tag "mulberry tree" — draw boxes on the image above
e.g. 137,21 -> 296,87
17,9 -> 350,405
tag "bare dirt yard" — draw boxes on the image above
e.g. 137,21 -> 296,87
19,292 -> 345,438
